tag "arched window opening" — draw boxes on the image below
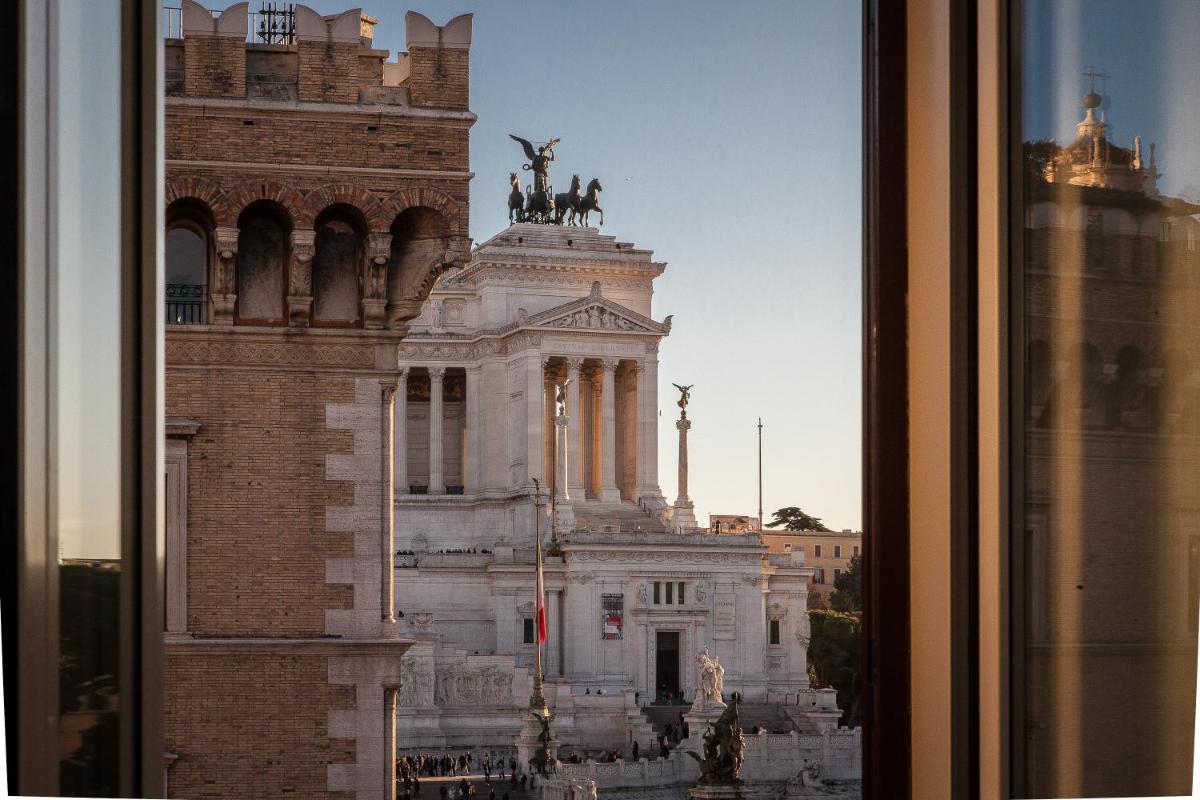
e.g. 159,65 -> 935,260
166,225 -> 207,325
236,201 -> 290,324
386,207 -> 450,329
312,205 -> 365,325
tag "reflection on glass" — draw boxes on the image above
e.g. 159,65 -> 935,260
51,0 -> 123,794
1019,1 -> 1200,795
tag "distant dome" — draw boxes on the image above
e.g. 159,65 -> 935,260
1083,90 -> 1102,110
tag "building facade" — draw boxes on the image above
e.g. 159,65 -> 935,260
162,5 -> 472,799
760,530 -> 862,608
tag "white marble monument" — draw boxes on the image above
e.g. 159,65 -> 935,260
389,223 -> 831,756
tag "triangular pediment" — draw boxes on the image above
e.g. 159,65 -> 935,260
525,284 -> 670,334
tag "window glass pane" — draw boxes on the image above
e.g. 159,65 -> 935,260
51,0 -> 123,794
1017,2 -> 1200,795
166,227 -> 206,324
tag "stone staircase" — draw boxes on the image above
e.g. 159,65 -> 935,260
572,502 -> 668,533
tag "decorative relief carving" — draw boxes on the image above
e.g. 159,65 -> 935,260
695,583 -> 708,603
741,574 -> 765,586
545,304 -> 651,332
433,663 -> 514,707
795,612 -> 812,648
636,583 -> 648,605
767,602 -> 788,620
166,339 -> 375,367
398,657 -> 435,707
767,655 -> 786,672
566,573 -> 595,584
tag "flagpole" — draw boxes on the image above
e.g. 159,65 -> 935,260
531,478 -> 547,711
757,418 -> 763,532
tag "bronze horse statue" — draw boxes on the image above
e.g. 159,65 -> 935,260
508,172 -> 525,224
524,184 -> 555,224
554,174 -> 581,225
571,178 -> 604,227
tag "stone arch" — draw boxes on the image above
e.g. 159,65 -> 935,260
372,187 -> 465,236
165,176 -> 228,223
235,199 -> 292,324
385,206 -> 454,330
221,180 -> 304,227
297,183 -> 380,231
311,203 -> 369,326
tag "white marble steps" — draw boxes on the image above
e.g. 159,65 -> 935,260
572,503 -> 668,534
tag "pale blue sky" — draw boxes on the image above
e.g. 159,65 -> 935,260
307,0 -> 865,530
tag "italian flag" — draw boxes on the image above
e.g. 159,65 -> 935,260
535,537 -> 547,644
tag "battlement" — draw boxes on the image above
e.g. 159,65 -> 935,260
164,2 -> 471,109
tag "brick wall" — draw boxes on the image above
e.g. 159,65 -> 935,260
164,650 -> 356,799
299,41 -> 361,103
184,36 -> 246,98
167,363 -> 359,636
407,46 -> 469,109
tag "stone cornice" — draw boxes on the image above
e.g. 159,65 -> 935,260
166,95 -> 477,124
163,636 -> 414,655
167,158 -> 474,182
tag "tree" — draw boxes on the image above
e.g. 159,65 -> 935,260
807,609 -> 861,727
829,553 -> 862,612
765,506 -> 831,532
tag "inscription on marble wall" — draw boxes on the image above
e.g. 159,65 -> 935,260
714,592 -> 736,639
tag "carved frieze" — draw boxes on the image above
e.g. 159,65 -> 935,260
397,657 -> 435,708
166,339 -> 375,368
432,663 -> 514,708
545,304 -> 652,332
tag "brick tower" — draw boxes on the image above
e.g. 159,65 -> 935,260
161,4 -> 473,797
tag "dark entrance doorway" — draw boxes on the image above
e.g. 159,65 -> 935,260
655,631 -> 680,703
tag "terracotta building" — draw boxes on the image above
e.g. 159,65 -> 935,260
161,4 -> 473,798
759,529 -> 862,608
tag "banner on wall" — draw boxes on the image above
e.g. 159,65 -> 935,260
601,593 -> 623,639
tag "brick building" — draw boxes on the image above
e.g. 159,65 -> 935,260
1019,90 -> 1200,794
759,529 -> 862,608
161,4 -> 473,798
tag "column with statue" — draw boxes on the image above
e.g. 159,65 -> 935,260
683,647 -> 748,799
672,383 -> 699,532
516,479 -> 560,776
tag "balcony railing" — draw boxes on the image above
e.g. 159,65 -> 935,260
163,4 -> 297,44
166,284 -> 206,325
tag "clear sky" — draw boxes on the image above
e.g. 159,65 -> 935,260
306,0 -> 865,531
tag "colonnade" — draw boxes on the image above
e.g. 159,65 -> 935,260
394,353 -> 659,503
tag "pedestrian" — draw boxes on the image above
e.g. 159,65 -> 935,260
632,740 -> 639,761
519,774 -> 527,790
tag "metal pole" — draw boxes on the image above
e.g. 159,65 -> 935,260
531,479 -> 545,710
757,418 -> 763,532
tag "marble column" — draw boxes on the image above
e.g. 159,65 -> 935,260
643,354 -> 663,506
464,365 -> 481,493
673,412 -> 698,531
565,358 -> 585,498
381,381 -> 397,623
598,358 -> 622,502
524,353 -> 545,489
429,366 -> 446,494
394,368 -> 408,495
634,361 -> 649,501
554,413 -> 575,532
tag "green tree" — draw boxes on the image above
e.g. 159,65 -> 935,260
765,506 -> 831,532
807,609 -> 861,727
829,553 -> 862,612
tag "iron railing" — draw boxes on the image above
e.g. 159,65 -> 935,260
166,284 -> 206,325
162,4 -> 297,44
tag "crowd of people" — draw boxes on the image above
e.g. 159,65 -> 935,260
395,752 -> 538,800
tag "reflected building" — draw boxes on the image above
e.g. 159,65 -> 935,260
1021,88 -> 1200,796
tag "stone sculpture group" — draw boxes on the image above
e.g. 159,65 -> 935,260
508,135 -> 604,226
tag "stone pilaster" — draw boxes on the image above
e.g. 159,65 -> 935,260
565,358 -> 585,498
380,382 -> 396,624
598,358 -> 621,502
428,366 -> 445,494
393,369 -> 408,494
363,232 -> 391,330
464,365 -> 481,493
287,229 -> 315,327
211,225 -> 239,325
